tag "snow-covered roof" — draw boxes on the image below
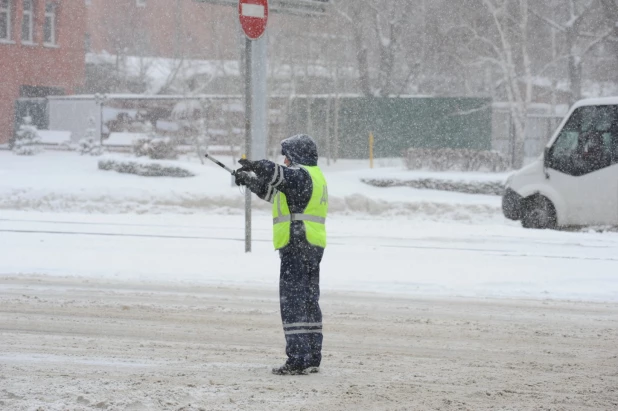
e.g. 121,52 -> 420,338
493,102 -> 569,116
38,130 -> 72,145
572,97 -> 618,108
104,132 -> 146,146
85,52 -> 358,94
49,93 -> 474,101
48,94 -> 242,100
86,53 -> 241,94
172,100 -> 204,118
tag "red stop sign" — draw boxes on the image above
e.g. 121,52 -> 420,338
239,0 -> 269,40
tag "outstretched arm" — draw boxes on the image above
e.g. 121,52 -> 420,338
236,159 -> 311,203
235,170 -> 277,203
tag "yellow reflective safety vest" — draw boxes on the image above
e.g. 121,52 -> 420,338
272,165 -> 328,250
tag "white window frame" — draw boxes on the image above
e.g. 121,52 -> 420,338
44,1 -> 56,45
0,0 -> 11,41
21,0 -> 34,44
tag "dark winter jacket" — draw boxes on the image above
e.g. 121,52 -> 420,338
243,135 -> 319,247
244,161 -> 312,246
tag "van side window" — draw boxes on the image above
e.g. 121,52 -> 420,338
548,105 -> 617,176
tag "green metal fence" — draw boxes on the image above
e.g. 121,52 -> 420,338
285,96 -> 492,159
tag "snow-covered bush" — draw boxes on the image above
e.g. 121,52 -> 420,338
98,158 -> 194,177
78,117 -> 105,156
59,141 -> 77,151
132,123 -> 178,160
13,117 -> 43,156
404,148 -> 510,172
132,136 -> 150,157
362,178 -> 505,196
133,136 -> 178,159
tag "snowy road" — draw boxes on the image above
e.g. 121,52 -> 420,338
1,211 -> 618,301
1,276 -> 617,410
2,212 -> 618,409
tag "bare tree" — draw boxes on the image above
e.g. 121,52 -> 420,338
530,0 -> 614,104
452,0 -> 534,167
599,0 -> 618,75
332,0 -> 428,97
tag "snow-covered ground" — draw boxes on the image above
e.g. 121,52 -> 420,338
2,150 -> 618,410
0,151 -> 504,219
2,276 -> 617,411
2,210 -> 617,302
1,150 -> 617,302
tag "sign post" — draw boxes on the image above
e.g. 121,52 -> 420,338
239,0 -> 269,253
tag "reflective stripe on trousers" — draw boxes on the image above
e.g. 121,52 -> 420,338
283,322 -> 323,335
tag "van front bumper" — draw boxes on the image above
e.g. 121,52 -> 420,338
502,188 -> 523,220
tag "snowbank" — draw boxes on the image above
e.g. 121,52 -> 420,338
0,151 -> 505,222
98,156 -> 196,178
362,177 -> 505,196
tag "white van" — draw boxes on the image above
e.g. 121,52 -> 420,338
503,97 -> 618,229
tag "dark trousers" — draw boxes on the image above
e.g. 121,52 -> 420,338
279,240 -> 324,369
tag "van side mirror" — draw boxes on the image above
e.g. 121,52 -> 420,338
543,147 -> 551,179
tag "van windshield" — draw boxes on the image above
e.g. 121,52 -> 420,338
548,105 -> 618,176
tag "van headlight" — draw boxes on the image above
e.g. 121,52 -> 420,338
505,174 -> 514,188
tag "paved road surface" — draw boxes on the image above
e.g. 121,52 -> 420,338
1,275 -> 617,410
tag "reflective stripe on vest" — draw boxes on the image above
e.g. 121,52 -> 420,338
273,215 -> 326,224
272,165 -> 327,250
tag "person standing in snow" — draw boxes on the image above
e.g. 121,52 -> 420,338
234,134 -> 328,375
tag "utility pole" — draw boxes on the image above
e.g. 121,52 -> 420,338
244,37 -> 253,252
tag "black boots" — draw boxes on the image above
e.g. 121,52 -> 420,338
271,364 -> 320,375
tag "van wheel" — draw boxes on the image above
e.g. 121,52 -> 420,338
522,196 -> 557,229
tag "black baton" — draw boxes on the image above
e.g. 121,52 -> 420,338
204,153 -> 236,175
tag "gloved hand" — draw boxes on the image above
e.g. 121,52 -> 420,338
234,171 -> 251,186
238,158 -> 256,173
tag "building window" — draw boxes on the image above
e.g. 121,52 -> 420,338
136,0 -> 145,7
44,1 -> 56,44
21,0 -> 34,43
0,0 -> 12,41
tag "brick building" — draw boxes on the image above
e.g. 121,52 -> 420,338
0,0 -> 87,144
